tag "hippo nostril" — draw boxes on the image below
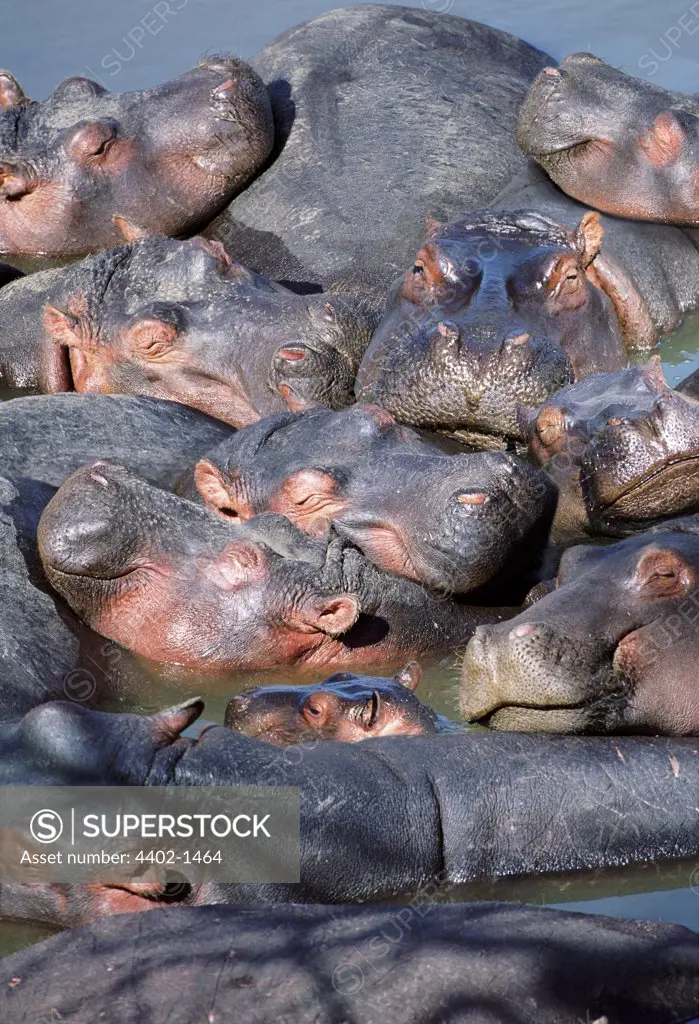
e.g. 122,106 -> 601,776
90,471 -> 109,488
277,346 -> 307,362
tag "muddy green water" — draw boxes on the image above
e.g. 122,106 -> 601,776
3,0 -> 699,953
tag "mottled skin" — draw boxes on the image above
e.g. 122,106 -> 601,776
185,405 -> 556,593
0,59 -> 273,257
207,5 -> 553,299
521,359 -> 699,540
1,700 -> 699,911
355,209 -> 631,446
462,526 -> 699,734
518,54 -> 699,225
224,664 -> 456,743
2,904 -> 698,1024
39,463 -> 501,674
0,235 -> 374,421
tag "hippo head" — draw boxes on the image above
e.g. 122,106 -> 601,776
462,528 -> 699,735
522,359 -> 699,534
37,462 -> 366,673
224,663 -> 441,744
37,236 -> 373,423
518,54 -> 699,225
355,210 -> 628,445
0,59 -> 274,256
190,405 -> 557,593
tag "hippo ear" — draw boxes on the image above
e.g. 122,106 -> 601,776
148,697 -> 205,745
42,304 -> 83,347
394,661 -> 422,691
113,214 -> 152,243
302,594 -> 360,637
0,71 -> 29,110
193,459 -> 254,521
640,111 -> 689,169
639,353 -> 668,390
574,211 -> 604,268
424,216 -> 445,240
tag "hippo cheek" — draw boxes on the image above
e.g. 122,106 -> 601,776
611,629 -> 699,734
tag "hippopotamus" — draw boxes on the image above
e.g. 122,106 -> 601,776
1,698 -> 699,907
518,54 -> 699,226
0,59 -> 273,258
0,475 -> 84,720
224,664 -> 456,743
521,358 -> 699,540
206,6 -> 553,299
184,405 -> 556,593
2,904 -> 698,1024
38,462 -> 503,674
0,236 -> 374,420
355,209 -> 638,445
461,523 -> 699,735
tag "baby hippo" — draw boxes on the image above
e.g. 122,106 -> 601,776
224,663 -> 454,745
186,405 -> 556,594
518,54 -> 699,225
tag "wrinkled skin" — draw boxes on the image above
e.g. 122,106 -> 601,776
461,526 -> 699,734
518,54 -> 699,225
208,5 -> 553,300
0,235 -> 374,420
185,405 -> 556,593
224,663 -> 455,743
2,904 -> 698,1024
521,359 -> 699,539
1,699 -> 699,916
0,60 -> 273,257
355,209 -> 629,446
39,463 -> 500,674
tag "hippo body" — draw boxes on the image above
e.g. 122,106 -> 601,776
185,405 -> 556,595
207,5 -> 553,300
0,478 -> 81,720
38,463 -> 503,674
462,524 -> 699,734
0,60 -> 273,258
0,236 -> 374,420
1,903 -> 698,1024
1,700 -> 699,907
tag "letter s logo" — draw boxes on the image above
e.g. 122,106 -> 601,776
29,809 -> 64,844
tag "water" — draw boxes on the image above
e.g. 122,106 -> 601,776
3,0 -> 699,951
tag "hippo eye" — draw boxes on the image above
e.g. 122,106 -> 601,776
305,702 -> 322,717
607,417 -> 623,427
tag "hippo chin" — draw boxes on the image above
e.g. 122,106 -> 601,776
521,358 -> 699,540
0,235 -> 374,421
185,405 -> 556,594
461,524 -> 699,735
0,60 -> 273,257
518,53 -> 699,225
355,209 -> 636,446
224,664 -> 456,744
38,462 -> 500,674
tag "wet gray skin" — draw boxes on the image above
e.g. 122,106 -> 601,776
355,209 -> 628,447
38,462 -> 502,675
183,404 -> 557,595
207,5 -> 553,300
517,53 -> 699,225
522,359 -> 699,540
224,663 -> 457,744
0,235 -> 374,422
0,59 -> 274,257
461,525 -> 699,735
